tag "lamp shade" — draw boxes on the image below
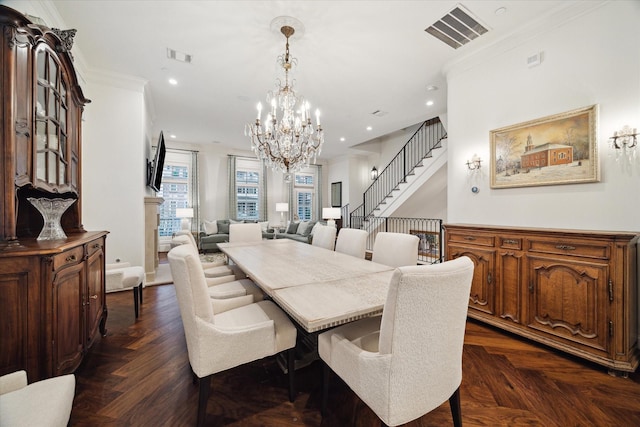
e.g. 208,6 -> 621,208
175,208 -> 194,218
322,207 -> 341,220
276,203 -> 289,212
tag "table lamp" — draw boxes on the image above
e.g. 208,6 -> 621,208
322,207 -> 341,228
276,202 -> 288,226
175,208 -> 194,230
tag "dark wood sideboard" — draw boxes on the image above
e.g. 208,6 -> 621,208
1,5 -> 107,381
444,224 -> 638,375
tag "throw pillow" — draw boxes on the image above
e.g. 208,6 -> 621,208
217,219 -> 230,234
258,221 -> 269,232
301,221 -> 316,237
296,221 -> 310,236
229,219 -> 242,224
203,220 -> 218,235
286,221 -> 300,234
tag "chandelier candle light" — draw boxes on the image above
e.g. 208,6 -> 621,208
246,23 -> 324,175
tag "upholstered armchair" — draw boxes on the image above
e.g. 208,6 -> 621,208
311,224 -> 337,250
319,256 -> 474,427
335,228 -> 368,258
0,370 -> 75,426
371,232 -> 419,267
167,244 -> 297,426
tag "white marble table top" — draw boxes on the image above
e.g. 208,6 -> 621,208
218,239 -> 395,332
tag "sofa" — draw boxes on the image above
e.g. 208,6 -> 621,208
274,220 -> 319,244
199,219 -> 323,251
199,219 -> 272,252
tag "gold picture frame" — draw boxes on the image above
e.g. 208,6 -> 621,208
410,229 -> 439,258
490,105 -> 599,189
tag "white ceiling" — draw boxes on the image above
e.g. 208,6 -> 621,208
47,0 -> 572,160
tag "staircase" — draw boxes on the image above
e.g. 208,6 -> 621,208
351,117 -> 447,226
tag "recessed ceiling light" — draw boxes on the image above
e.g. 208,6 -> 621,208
168,78 -> 178,85
495,7 -> 507,15
426,85 -> 439,91
340,137 -> 345,142
366,126 -> 372,131
169,134 -> 177,139
426,100 -> 434,106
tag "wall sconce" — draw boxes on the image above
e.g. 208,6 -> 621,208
466,155 -> 482,171
370,166 -> 378,180
610,125 -> 637,150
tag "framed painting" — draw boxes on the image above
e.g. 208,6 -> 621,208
490,105 -> 599,189
331,182 -> 342,207
410,229 -> 439,258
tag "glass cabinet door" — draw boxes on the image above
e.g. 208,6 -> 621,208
35,46 -> 69,188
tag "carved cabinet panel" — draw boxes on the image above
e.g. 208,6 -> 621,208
445,224 -> 639,373
527,256 -> 608,355
447,244 -> 495,315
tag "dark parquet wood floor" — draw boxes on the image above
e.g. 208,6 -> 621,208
71,280 -> 640,426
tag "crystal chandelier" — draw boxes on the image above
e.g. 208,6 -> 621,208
246,25 -> 324,174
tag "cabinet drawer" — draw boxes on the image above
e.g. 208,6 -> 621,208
86,238 -> 104,257
447,232 -> 494,247
499,236 -> 522,250
52,247 -> 84,271
527,239 -> 610,260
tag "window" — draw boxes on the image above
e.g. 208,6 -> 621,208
156,149 -> 199,252
294,171 -> 314,221
158,163 -> 190,237
235,167 -> 260,220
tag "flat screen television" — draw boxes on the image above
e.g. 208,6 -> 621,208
148,131 -> 166,192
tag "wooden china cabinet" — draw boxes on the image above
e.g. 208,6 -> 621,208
0,5 -> 107,382
445,224 -> 639,375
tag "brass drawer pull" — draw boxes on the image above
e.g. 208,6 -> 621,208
503,239 -> 518,245
464,236 -> 476,241
92,243 -> 100,249
66,254 -> 77,262
89,294 -> 98,300
556,244 -> 576,251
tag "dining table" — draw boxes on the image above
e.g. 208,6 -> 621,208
218,238 -> 395,333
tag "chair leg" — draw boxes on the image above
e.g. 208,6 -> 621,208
449,386 -> 462,427
197,374 -> 212,427
132,286 -> 140,318
139,283 -> 143,305
321,361 -> 330,417
288,348 -> 296,402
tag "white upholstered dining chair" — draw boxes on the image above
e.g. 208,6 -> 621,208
371,232 -> 419,267
171,234 -> 263,307
311,224 -> 337,250
319,256 -> 474,427
0,370 -> 75,427
229,222 -> 263,243
172,231 -> 242,280
200,223 -> 263,279
334,228 -> 368,258
167,244 -> 297,427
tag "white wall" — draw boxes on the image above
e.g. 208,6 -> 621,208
82,73 -> 147,265
446,1 -> 640,231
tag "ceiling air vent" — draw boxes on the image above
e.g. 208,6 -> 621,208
371,110 -> 388,117
425,4 -> 489,50
167,48 -> 193,64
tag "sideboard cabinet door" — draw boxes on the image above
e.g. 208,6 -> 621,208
527,256 -> 609,357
